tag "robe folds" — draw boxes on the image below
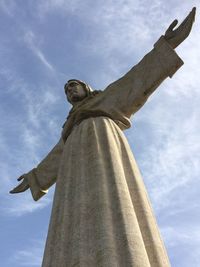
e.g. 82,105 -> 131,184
26,37 -> 183,267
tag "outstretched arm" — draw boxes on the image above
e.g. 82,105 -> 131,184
101,8 -> 196,118
10,137 -> 64,201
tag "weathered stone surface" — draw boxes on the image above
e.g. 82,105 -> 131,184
25,37 -> 184,266
10,8 -> 196,266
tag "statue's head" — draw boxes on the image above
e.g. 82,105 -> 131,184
64,79 -> 93,105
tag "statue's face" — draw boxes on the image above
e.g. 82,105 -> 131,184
65,81 -> 87,104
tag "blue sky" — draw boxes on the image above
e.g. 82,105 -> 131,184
0,1 -> 200,266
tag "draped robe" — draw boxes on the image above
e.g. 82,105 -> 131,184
25,37 -> 183,267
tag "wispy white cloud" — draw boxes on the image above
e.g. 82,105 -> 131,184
161,226 -> 200,267
3,192 -> 52,217
133,98 -> 200,211
0,0 -> 16,17
0,70 -> 60,217
162,225 -> 200,247
35,0 -> 196,53
10,239 -> 44,266
24,30 -> 54,71
37,0 -> 83,18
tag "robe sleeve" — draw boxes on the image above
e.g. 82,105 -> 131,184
25,137 -> 64,201
101,36 -> 184,118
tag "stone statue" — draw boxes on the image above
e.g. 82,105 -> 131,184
10,8 -> 196,267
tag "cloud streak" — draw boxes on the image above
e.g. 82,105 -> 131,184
10,239 -> 44,266
0,0 -> 16,17
161,226 -> 200,267
24,30 -> 54,71
3,193 -> 52,217
0,70 -> 60,217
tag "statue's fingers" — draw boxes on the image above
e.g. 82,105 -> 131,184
192,7 -> 196,13
178,7 -> 196,29
9,183 -> 29,194
17,175 -> 24,181
187,7 -> 196,23
180,8 -> 196,37
191,7 -> 196,22
165,19 -> 178,35
10,186 -> 20,193
10,189 -> 16,193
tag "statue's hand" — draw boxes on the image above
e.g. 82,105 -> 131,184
164,7 -> 196,49
9,175 -> 30,194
